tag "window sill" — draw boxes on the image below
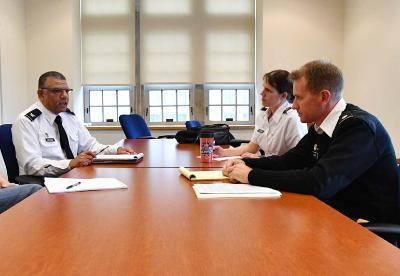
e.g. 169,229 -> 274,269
86,124 -> 255,131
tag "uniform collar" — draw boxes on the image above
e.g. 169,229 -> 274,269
265,100 -> 290,124
314,98 -> 347,137
37,101 -> 58,124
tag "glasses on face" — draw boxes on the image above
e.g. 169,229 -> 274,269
41,87 -> 73,94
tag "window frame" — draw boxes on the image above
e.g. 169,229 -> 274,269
83,85 -> 134,125
203,83 -> 255,125
143,83 -> 195,125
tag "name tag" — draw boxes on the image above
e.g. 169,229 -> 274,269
45,138 -> 55,142
257,129 -> 264,134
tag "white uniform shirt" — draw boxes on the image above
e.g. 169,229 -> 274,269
250,101 -> 307,156
314,98 -> 347,137
12,101 -> 119,176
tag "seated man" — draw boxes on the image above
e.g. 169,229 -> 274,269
223,60 -> 400,224
12,71 -> 134,177
0,173 -> 42,213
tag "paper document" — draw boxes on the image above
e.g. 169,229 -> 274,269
193,183 -> 282,198
213,156 -> 242,161
179,167 -> 228,181
93,153 -> 144,164
44,178 -> 128,193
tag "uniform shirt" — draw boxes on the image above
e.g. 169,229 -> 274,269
250,101 -> 307,156
245,101 -> 400,223
12,101 -> 119,176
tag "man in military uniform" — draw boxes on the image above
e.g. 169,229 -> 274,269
12,71 -> 135,177
223,60 -> 399,224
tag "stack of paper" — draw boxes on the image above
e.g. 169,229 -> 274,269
213,156 -> 242,161
93,153 -> 144,164
192,183 -> 281,198
44,178 -> 128,193
179,167 -> 228,181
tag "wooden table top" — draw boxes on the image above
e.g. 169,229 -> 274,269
0,167 -> 399,275
121,139 -> 226,168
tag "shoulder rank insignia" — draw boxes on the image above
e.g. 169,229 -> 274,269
66,108 -> 75,115
25,109 -> 42,121
260,107 -> 267,111
283,107 -> 292,114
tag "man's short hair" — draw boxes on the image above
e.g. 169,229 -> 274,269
38,71 -> 66,89
289,60 -> 343,100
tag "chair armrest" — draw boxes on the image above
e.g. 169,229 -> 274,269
16,175 -> 45,186
364,223 -> 400,235
229,139 -> 250,148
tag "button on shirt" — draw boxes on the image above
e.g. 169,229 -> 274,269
12,101 -> 119,176
250,101 -> 307,156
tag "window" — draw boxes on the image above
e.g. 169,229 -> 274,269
84,86 -> 132,124
81,0 -> 255,125
144,84 -> 194,124
205,84 -> 255,124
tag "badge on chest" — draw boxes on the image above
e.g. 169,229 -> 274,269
44,133 -> 55,143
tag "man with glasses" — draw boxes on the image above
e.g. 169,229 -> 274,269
12,71 -> 135,177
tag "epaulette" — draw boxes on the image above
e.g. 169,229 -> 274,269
260,107 -> 267,111
337,111 -> 354,125
283,107 -> 292,114
66,108 -> 75,115
24,109 -> 42,121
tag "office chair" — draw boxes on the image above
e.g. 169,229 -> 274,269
185,120 -> 202,130
362,164 -> 400,248
0,124 -> 44,185
119,114 -> 175,139
0,124 -> 19,183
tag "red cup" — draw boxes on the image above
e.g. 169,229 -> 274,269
199,132 -> 214,163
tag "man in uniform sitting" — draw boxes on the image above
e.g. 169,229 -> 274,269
12,71 -> 134,177
223,60 -> 399,224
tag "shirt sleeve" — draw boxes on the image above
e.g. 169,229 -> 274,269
12,117 -> 71,176
284,116 -> 307,150
75,119 -> 119,155
245,118 -> 379,200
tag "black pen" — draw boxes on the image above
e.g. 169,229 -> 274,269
66,181 -> 81,189
96,146 -> 109,155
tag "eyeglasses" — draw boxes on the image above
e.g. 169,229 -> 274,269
41,87 -> 74,94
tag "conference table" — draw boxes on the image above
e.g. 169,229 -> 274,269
0,140 -> 400,275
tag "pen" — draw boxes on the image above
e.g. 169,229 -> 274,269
96,146 -> 109,155
66,181 -> 81,189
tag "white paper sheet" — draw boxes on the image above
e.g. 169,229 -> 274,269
44,178 -> 128,194
193,183 -> 281,198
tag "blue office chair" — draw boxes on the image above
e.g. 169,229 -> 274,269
0,124 -> 44,185
0,124 -> 19,183
185,120 -> 202,130
119,114 -> 175,139
362,164 -> 400,248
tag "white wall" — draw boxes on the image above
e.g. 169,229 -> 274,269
0,0 -> 29,123
343,0 -> 400,155
0,0 -> 28,176
25,0 -> 83,120
262,0 -> 344,72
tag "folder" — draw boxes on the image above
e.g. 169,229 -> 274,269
193,183 -> 281,198
93,153 -> 144,164
179,167 -> 228,181
44,178 -> 128,193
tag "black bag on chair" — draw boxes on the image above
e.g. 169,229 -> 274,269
175,124 -> 235,145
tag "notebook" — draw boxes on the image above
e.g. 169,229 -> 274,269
192,183 -> 281,198
179,167 -> 228,181
93,153 -> 144,164
44,177 -> 128,193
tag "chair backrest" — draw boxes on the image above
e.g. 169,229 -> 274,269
119,114 -> 152,138
0,124 -> 19,183
185,120 -> 202,130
